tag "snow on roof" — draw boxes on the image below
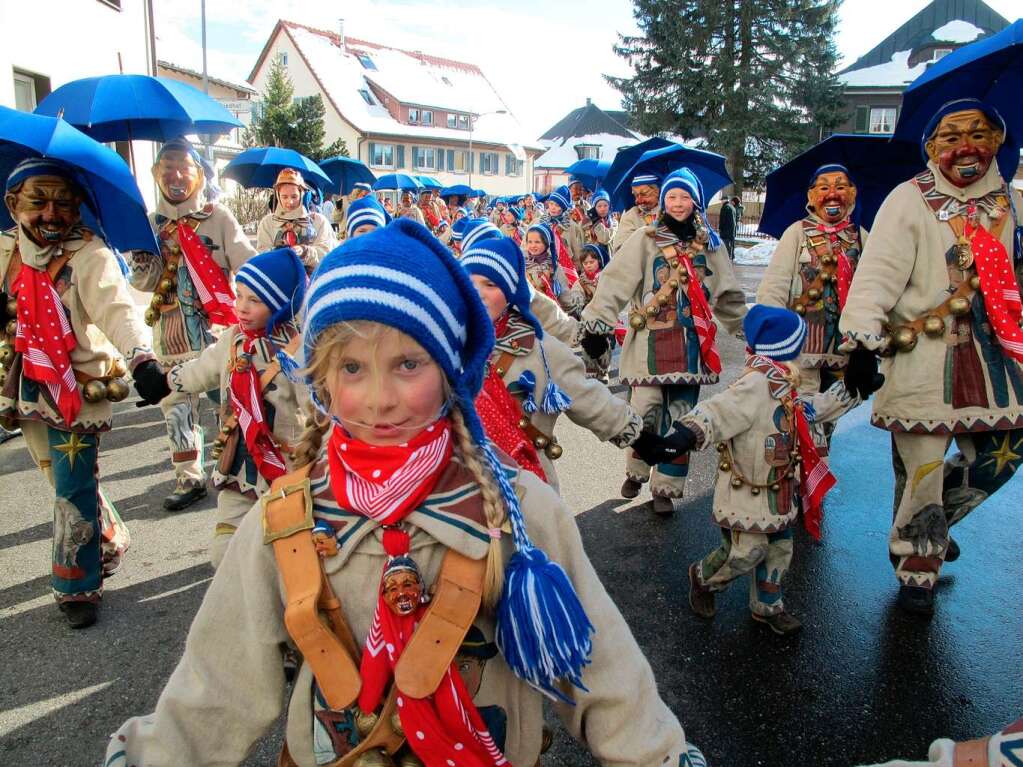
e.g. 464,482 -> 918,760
535,132 -> 640,170
932,19 -> 985,43
838,49 -> 927,87
283,23 -> 537,150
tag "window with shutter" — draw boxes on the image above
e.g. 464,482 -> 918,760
854,105 -> 869,134
447,149 -> 456,171
397,146 -> 405,168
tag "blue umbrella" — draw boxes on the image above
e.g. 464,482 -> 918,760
373,172 -> 422,192
415,175 -> 443,190
473,189 -> 486,198
892,19 -> 1023,180
223,147 -> 332,193
441,184 -> 474,197
565,158 -> 612,191
759,134 -> 925,239
35,74 -> 242,143
608,143 -> 732,214
602,136 -> 677,211
318,155 -> 375,195
0,106 -> 158,254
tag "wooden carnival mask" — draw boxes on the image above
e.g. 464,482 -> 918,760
807,171 -> 856,224
381,558 -> 425,616
5,175 -> 82,246
924,109 -> 1004,188
152,148 -> 203,204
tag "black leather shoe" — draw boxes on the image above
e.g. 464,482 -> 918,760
752,610 -> 802,635
60,601 -> 98,629
897,584 -> 935,616
163,483 -> 208,511
620,478 -> 643,499
651,495 -> 675,515
945,537 -> 960,563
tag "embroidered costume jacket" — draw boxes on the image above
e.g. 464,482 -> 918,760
839,161 -> 1023,434
681,363 -> 858,532
256,207 -> 336,271
582,226 -> 747,386
167,323 -> 308,498
612,206 -> 658,256
132,191 -> 255,365
105,450 -> 690,767
0,227 -> 154,432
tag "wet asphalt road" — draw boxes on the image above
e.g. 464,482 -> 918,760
1,264 -> 1021,767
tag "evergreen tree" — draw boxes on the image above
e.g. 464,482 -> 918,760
607,0 -> 845,192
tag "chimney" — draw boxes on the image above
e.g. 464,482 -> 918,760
586,97 -> 591,106
338,18 -> 345,51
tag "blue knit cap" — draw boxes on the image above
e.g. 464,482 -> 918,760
302,219 -> 593,702
345,195 -> 391,238
743,304 -> 807,361
808,163 -> 855,189
156,136 -> 220,201
582,242 -> 610,271
451,216 -> 469,244
631,172 -> 660,187
236,247 -> 308,375
547,185 -> 572,213
5,158 -> 78,192
591,189 -> 611,207
461,218 -> 501,252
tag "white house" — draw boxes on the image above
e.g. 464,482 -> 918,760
247,20 -> 543,198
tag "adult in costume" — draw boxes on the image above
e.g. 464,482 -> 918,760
0,159 -> 169,627
839,99 -> 1023,615
581,168 -> 747,514
418,188 -> 447,235
129,137 -> 256,510
256,168 -> 337,272
395,190 -> 425,225
612,173 -> 660,256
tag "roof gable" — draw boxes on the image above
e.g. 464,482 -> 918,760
539,102 -> 637,143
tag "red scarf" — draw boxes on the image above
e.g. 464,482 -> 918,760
12,263 -> 80,425
229,330 -> 287,482
815,221 -> 855,309
175,222 -> 237,326
680,253 -> 722,375
327,419 -> 453,525
968,219 -> 1023,363
550,229 -> 579,287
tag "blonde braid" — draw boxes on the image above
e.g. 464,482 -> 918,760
450,407 -> 506,609
293,400 -> 329,469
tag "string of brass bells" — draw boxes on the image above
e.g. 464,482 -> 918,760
884,275 -> 980,355
629,273 -> 688,331
0,296 -> 18,387
144,265 -> 179,327
716,440 -> 798,495
516,415 -> 563,459
792,253 -> 840,317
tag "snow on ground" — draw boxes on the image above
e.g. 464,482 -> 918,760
735,240 -> 777,266
932,20 -> 985,43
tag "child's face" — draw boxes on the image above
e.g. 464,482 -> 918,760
235,283 -> 272,333
582,254 -> 600,275
276,184 -> 302,212
663,188 -> 695,221
595,200 -> 610,218
351,223 -> 376,238
545,200 -> 564,217
328,327 -> 446,446
470,274 -> 510,322
525,231 -> 546,257
501,210 -> 516,225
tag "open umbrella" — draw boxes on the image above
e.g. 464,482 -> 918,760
35,74 -> 242,143
565,158 -> 612,191
223,147 -> 332,193
892,18 -> 1023,180
608,143 -> 732,214
440,184 -> 474,198
601,136 -> 677,211
319,155 -> 375,195
373,173 -> 422,192
415,175 -> 444,190
759,134 -> 925,239
0,105 -> 158,254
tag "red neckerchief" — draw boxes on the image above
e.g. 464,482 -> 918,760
679,251 -> 722,375
815,219 -> 855,309
550,229 -> 579,286
11,258 -> 80,425
229,329 -> 287,482
174,222 -> 237,326
967,216 -> 1023,363
475,317 -> 547,483
358,528 -> 507,766
326,419 -> 453,525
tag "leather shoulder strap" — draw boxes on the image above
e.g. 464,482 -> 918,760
263,466 -> 362,710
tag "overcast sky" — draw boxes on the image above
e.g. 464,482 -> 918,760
156,0 -> 1021,140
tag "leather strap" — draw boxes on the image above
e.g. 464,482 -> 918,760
953,737 -> 990,766
492,349 -> 556,448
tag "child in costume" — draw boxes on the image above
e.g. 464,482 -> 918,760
345,195 -> 391,240
461,236 -> 678,490
583,189 -> 616,246
497,205 -> 524,245
544,184 -> 586,270
579,243 -> 613,381
677,305 -> 859,635
257,168 -> 337,272
523,221 -> 584,317
164,248 -> 309,568
105,219 -> 705,767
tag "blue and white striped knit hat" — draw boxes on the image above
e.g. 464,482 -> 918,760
591,189 -> 611,208
547,185 -> 572,213
236,247 -> 308,374
630,172 -> 660,187
303,219 -> 592,701
461,218 -> 501,252
345,195 -> 391,238
450,215 -> 469,244
525,222 -> 563,295
743,304 -> 807,362
352,182 -> 373,194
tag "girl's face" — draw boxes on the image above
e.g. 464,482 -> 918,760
545,200 -> 564,217
327,327 -> 446,446
582,254 -> 600,275
501,210 -> 516,225
470,274 -> 510,321
277,184 -> 302,211
664,188 -> 695,222
595,200 -> 610,218
525,230 -> 546,257
234,283 -> 272,333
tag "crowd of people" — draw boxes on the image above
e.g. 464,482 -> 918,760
0,94 -> 1020,767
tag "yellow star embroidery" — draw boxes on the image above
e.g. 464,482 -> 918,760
987,433 -> 1022,477
54,432 -> 91,470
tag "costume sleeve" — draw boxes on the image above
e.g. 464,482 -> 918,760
704,241 -> 748,335
756,222 -> 802,308
103,507 -> 291,766
167,328 -> 231,395
219,206 -> 258,271
543,336 -> 641,446
838,183 -> 922,351
128,222 -> 163,294
592,220 -> 614,246
610,210 -> 640,256
255,214 -> 274,252
514,474 -> 690,767
680,372 -> 762,448
800,380 -> 860,426
581,229 -> 646,334
529,287 -> 580,346
77,245 -> 155,370
301,214 -> 337,269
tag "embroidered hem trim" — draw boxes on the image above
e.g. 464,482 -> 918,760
622,373 -> 720,386
870,412 -> 1023,434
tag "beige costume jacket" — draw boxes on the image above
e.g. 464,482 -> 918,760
256,207 -> 337,270
612,206 -> 657,256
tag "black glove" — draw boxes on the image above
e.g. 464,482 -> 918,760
579,331 -> 609,360
586,206 -> 601,224
630,425 -> 697,465
132,359 -> 171,406
844,346 -> 885,400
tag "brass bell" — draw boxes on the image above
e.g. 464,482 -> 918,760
969,275 -> 981,290
398,753 -> 424,767
807,287 -> 821,301
0,368 -> 6,388
923,315 -> 945,337
159,277 -> 176,294
794,303 -> 807,316
105,377 -> 131,402
144,308 -> 159,326
678,273 -> 689,285
220,423 -> 233,435
533,435 -> 549,449
5,297 -> 17,318
354,709 -> 379,737
715,442 -> 726,452
5,319 -> 16,337
545,442 -> 564,460
0,342 -> 14,368
390,711 -> 403,737
83,379 -> 108,403
629,313 -> 646,330
210,445 -> 224,460
719,460 -> 731,472
657,294 -> 669,306
517,417 -> 529,429
730,476 -> 743,489
891,326 -> 918,352
150,293 -> 166,309
770,482 -> 781,492
353,749 -> 393,767
820,255 -> 834,266
948,296 -> 971,317
645,305 -> 659,317
668,278 -> 679,289
750,486 -> 761,496
110,358 -> 128,378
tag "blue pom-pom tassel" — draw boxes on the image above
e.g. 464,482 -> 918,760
518,371 -> 538,414
277,349 -> 301,382
540,346 -> 572,414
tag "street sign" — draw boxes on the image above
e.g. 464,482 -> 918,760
218,99 -> 252,114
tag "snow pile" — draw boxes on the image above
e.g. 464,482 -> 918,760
735,241 -> 777,266
535,132 -> 639,169
932,20 -> 985,43
838,50 -> 927,87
